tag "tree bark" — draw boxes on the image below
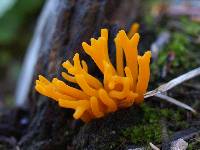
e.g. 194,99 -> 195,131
16,0 -> 143,149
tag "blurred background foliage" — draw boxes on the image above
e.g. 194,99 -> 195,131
151,16 -> 200,85
0,0 -> 44,107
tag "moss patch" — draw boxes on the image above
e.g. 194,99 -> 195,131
122,104 -> 189,145
188,137 -> 200,150
123,122 -> 162,144
151,17 -> 200,83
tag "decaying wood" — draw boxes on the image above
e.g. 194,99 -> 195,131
14,0 -> 143,149
10,0 -> 200,149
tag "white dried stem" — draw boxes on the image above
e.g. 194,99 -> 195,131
155,93 -> 197,114
145,67 -> 200,98
149,142 -> 160,150
144,67 -> 200,113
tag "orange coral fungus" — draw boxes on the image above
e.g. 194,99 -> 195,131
128,22 -> 140,38
35,29 -> 151,122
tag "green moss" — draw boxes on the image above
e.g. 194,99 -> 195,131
122,104 -> 189,145
157,32 -> 195,72
180,17 -> 200,36
188,138 -> 200,150
150,17 -> 200,83
122,104 -> 163,144
123,122 -> 162,144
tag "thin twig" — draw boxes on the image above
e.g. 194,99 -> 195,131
149,142 -> 160,150
145,67 -> 200,98
155,93 -> 197,114
144,67 -> 200,113
160,118 -> 170,149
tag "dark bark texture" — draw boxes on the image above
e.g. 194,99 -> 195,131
8,0 -> 144,149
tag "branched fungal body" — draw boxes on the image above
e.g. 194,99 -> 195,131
35,28 -> 151,122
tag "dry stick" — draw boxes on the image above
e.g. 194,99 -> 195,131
145,67 -> 200,98
149,142 -> 160,150
155,93 -> 197,114
144,67 -> 200,113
